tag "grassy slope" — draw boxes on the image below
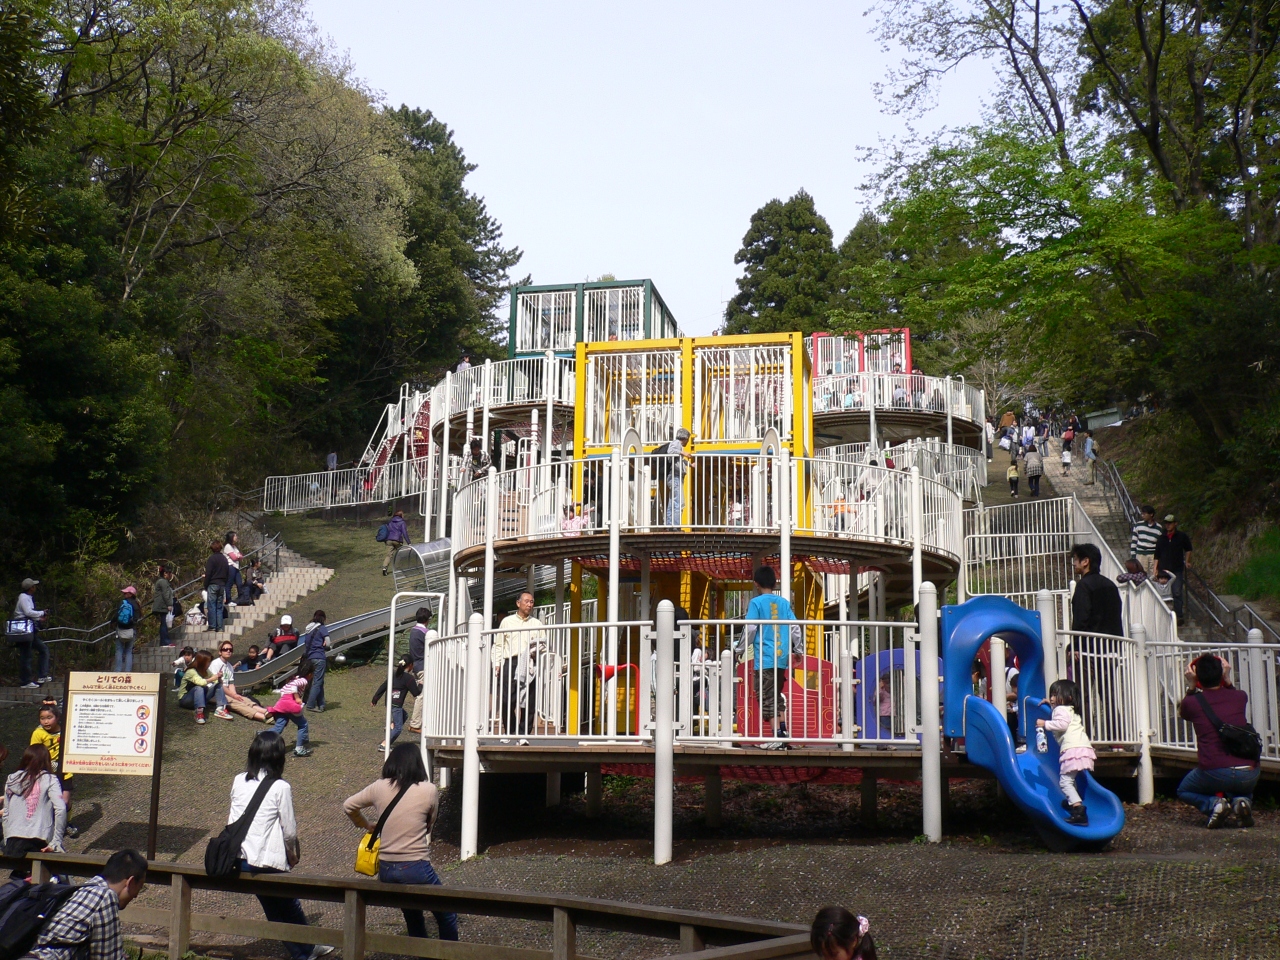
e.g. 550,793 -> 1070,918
1093,415 -> 1279,605
245,514 -> 404,647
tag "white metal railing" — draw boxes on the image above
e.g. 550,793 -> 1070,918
694,344 -> 792,443
585,286 -> 644,343
584,349 -> 682,447
451,455 -> 964,562
819,439 -> 986,502
517,289 -> 576,352
263,455 -> 434,513
423,617 -> 933,747
445,356 -> 576,425
1148,639 -> 1280,761
811,371 -> 982,426
1053,630 -> 1142,747
961,497 -> 1178,645
793,458 -> 963,561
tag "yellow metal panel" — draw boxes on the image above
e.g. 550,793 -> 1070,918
568,561 -> 582,736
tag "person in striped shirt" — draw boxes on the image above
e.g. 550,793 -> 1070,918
1129,505 -> 1162,576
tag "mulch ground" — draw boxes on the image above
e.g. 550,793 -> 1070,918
0,652 -> 1273,960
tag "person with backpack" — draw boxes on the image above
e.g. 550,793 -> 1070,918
301,611 -> 330,713
3,744 -> 66,871
266,615 -> 300,661
226,732 -> 333,960
151,565 -> 176,647
405,607 -> 433,736
343,743 -> 458,942
204,541 -> 230,632
380,511 -> 411,577
373,655 -> 421,748
657,428 -> 693,525
111,587 -> 141,672
23,848 -> 148,960
1177,654 -> 1259,829
9,577 -> 52,689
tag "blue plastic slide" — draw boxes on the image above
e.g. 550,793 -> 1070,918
941,597 -> 1125,848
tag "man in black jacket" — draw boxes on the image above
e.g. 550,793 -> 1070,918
204,541 -> 230,632
1070,543 -> 1123,636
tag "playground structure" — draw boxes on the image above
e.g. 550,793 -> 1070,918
259,276 -> 1280,862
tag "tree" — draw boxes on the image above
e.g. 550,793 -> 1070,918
722,191 -> 837,335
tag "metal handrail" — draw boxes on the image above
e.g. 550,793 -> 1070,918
1101,458 -> 1280,645
36,531 -> 285,646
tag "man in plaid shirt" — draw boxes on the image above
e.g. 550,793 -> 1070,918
25,850 -> 147,960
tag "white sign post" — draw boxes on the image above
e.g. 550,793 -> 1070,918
63,672 -> 166,857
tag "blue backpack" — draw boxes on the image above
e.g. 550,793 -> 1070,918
115,599 -> 135,628
375,523 -> 390,543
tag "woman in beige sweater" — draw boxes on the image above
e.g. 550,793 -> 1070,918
342,744 -> 457,941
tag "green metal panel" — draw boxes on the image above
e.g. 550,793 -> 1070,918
575,283 -> 585,344
643,279 -> 653,339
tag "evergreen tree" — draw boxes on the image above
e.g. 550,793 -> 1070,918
722,191 -> 836,335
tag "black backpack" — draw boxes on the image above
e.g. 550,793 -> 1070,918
0,879 -> 78,960
1195,692 -> 1263,763
205,775 -> 278,878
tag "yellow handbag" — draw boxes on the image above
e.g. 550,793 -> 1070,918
354,783 -> 410,876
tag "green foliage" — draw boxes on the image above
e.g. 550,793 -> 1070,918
722,190 -> 837,335
0,0 -> 519,603
1225,529 -> 1280,603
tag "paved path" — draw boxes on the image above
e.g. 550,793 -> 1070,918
0,650 -> 1272,960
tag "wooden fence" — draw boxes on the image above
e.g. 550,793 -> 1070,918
6,853 -> 811,960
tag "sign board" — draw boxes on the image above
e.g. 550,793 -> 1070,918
63,672 -> 163,776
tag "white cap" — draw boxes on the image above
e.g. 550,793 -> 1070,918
281,615 -> 292,625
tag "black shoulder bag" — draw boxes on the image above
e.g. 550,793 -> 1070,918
206,776 -> 278,877
1194,692 -> 1263,763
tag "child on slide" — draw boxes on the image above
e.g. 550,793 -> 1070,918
1036,678 -> 1096,825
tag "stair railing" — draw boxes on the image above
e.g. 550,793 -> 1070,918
1100,458 -> 1279,645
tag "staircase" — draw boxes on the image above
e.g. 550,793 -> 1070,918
132,546 -> 332,671
0,539 -> 332,705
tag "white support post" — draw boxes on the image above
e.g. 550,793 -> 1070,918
654,600 -> 675,865
544,350 -> 555,466
461,612 -> 484,860
678,619 -> 692,738
719,648 -> 734,747
779,449 -> 792,602
841,620 -> 855,751
465,405 -> 475,448
606,449 -> 621,737
910,465 -> 923,606
640,553 -> 651,621
868,390 -> 879,456
1037,589 -> 1059,686
990,635 -> 1007,738
945,375 -> 954,447
979,388 -> 988,460
481,360 -> 492,454
422,427 -> 435,543
554,561 -> 565,624
483,468 -> 496,634
918,581 -> 942,842
1131,623 -> 1154,805
437,373 -> 452,540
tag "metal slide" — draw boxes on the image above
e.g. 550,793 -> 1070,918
235,538 -> 561,688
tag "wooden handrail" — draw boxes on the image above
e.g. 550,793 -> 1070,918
8,853 -> 806,960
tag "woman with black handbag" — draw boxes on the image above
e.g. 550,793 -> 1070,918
226,732 -> 333,960
343,743 -> 458,941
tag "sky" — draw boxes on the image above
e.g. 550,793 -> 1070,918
305,1 -> 993,336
